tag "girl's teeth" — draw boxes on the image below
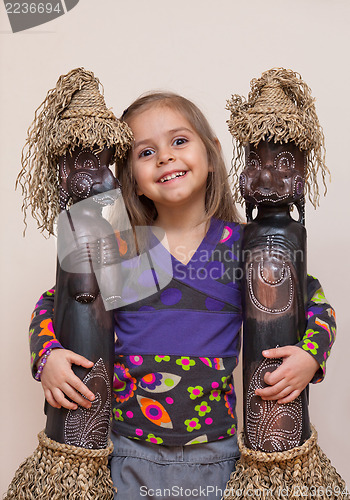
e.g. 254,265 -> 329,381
160,172 -> 185,183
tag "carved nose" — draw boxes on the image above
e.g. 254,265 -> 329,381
259,168 -> 273,188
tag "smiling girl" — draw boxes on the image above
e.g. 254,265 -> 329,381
28,92 -> 335,499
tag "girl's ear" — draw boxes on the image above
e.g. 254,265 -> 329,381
136,186 -> 143,196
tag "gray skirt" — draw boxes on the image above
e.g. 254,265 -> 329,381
109,432 -> 239,499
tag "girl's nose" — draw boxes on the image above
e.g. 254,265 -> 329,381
157,151 -> 175,166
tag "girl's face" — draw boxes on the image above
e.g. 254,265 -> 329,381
128,105 -> 210,215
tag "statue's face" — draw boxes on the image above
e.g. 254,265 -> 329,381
59,146 -> 117,204
240,141 -> 305,206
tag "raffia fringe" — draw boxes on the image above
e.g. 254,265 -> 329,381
4,430 -> 115,499
223,426 -> 349,499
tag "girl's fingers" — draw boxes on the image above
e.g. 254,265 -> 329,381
62,383 -> 93,409
68,374 -> 95,402
51,387 -> 78,410
68,352 -> 94,369
260,385 -> 293,401
255,379 -> 287,398
277,390 -> 300,404
262,346 -> 291,359
44,388 -> 61,409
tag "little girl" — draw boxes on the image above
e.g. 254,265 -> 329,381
29,92 -> 335,499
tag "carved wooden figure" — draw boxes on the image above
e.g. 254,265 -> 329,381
240,140 -> 310,452
45,146 -> 121,448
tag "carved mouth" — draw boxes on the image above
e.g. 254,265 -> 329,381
92,190 -> 121,206
250,190 -> 289,203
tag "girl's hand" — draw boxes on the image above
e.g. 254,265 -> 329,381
40,348 -> 95,410
254,346 -> 319,404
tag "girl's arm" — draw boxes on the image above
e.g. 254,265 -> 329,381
30,288 -> 95,410
255,275 -> 336,404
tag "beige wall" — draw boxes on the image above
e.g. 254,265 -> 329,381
1,0 -> 349,493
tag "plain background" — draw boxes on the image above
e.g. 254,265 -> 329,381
1,0 -> 349,494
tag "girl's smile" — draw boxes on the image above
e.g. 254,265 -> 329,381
129,105 -> 210,213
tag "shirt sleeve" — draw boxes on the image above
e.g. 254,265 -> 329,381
296,275 -> 336,384
29,287 -> 63,378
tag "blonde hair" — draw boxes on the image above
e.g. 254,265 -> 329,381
226,68 -> 329,208
17,68 -> 133,235
117,91 -> 241,229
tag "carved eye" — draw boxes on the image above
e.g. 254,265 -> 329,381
274,152 -> 295,171
247,152 -> 261,170
74,149 -> 101,170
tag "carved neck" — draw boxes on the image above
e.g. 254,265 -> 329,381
255,204 -> 291,221
70,200 -> 104,217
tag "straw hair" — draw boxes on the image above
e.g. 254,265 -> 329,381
5,431 -> 115,499
226,68 -> 330,208
223,426 -> 349,499
16,67 -> 133,235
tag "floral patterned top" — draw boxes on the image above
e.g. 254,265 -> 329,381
29,219 -> 336,446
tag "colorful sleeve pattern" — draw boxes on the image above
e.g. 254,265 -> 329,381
296,275 -> 336,384
29,287 -> 63,377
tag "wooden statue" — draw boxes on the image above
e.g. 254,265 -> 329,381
240,139 -> 310,452
6,68 -> 132,499
223,67 -> 348,498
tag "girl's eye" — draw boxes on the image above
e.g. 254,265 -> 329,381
139,148 -> 155,158
173,137 -> 188,146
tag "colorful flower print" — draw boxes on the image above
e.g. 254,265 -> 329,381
184,417 -> 201,432
137,396 -> 173,429
194,401 -> 211,417
140,372 -> 163,391
311,289 -> 327,304
301,339 -> 319,355
176,357 -> 195,371
112,408 -> 124,422
38,340 -> 62,358
31,352 -> 36,367
331,327 -> 336,344
220,224 -> 240,244
139,373 -> 181,393
38,318 -> 55,338
185,434 -> 208,445
227,424 -> 236,436
209,388 -> 221,402
155,355 -> 170,363
224,384 -> 235,418
113,363 -> 137,403
146,433 -> 163,444
326,307 -> 336,320
315,318 -> 331,335
220,226 -> 233,243
128,355 -> 143,366
221,375 -> 230,389
29,328 -> 34,339
199,357 -> 224,370
187,386 -> 204,400
306,305 -> 323,319
315,318 -> 336,345
304,328 -> 317,339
